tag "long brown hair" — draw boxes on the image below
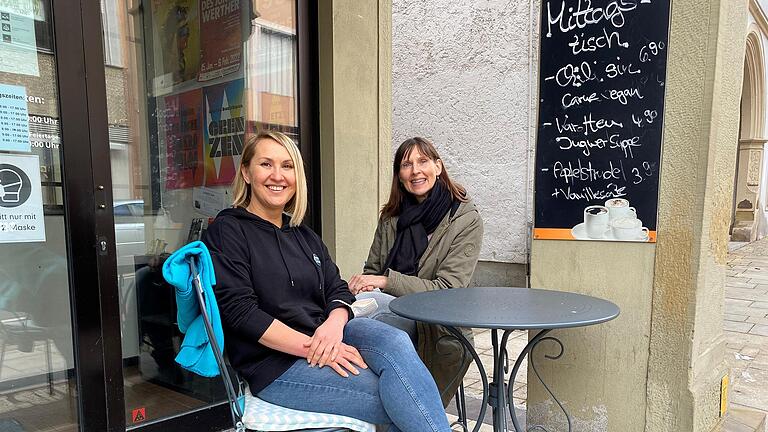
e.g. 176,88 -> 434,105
380,137 -> 467,219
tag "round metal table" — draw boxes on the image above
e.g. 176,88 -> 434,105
389,287 -> 620,432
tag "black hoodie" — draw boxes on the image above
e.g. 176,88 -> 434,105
202,207 -> 355,395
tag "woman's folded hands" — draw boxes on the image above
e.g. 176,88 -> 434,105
348,274 -> 387,295
305,308 -> 368,377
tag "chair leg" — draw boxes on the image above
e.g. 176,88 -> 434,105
0,339 -> 6,380
45,338 -> 54,395
451,382 -> 468,432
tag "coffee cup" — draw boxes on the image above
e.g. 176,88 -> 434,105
611,217 -> 649,241
605,198 -> 637,222
584,205 -> 609,238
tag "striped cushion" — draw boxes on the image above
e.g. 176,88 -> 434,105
242,392 -> 377,432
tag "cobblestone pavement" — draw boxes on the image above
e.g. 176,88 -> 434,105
725,238 -> 768,422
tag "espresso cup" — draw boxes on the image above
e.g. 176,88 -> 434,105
584,205 -> 609,239
605,198 -> 637,222
611,217 -> 649,241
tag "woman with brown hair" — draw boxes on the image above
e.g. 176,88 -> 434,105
203,131 -> 452,431
349,136 -> 483,406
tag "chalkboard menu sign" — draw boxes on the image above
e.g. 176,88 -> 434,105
533,0 -> 671,243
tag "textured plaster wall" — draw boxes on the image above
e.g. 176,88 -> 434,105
319,0 -> 391,277
391,0 -> 539,264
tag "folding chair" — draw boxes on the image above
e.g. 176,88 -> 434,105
184,255 -> 376,432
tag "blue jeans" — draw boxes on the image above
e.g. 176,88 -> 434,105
356,290 -> 418,344
257,318 -> 450,432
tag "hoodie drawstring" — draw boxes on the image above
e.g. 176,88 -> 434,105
274,229 -> 295,287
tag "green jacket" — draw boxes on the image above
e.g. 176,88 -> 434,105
363,199 -> 483,406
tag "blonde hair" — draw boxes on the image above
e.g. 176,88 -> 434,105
232,131 -> 307,226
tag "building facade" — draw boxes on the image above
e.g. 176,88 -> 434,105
0,0 -> 753,431
0,1 -> 389,431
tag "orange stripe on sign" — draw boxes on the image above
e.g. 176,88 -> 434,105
533,228 -> 658,243
533,228 -> 575,240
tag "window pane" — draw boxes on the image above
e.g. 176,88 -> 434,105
103,0 -> 299,426
0,1 -> 77,430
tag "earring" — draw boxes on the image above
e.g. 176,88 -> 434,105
437,175 -> 440,180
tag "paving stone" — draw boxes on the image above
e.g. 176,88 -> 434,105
751,302 -> 768,310
725,321 -> 756,333
746,274 -> 768,283
726,314 -> 750,322
731,368 -> 768,412
728,281 -> 760,289
722,406 -> 767,432
726,305 -> 764,316
748,325 -> 768,337
727,299 -> 755,308
727,288 -> 768,302
740,347 -> 761,357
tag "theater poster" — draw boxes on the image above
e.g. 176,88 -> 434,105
163,89 -> 204,190
203,79 -> 245,186
149,0 -> 201,91
199,0 -> 242,81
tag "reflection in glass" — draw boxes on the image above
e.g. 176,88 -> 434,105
105,0 -> 299,426
0,1 -> 77,430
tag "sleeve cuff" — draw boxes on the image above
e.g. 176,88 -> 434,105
384,269 -> 407,297
241,309 -> 275,342
326,300 -> 354,321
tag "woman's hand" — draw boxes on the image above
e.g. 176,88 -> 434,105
304,310 -> 347,367
348,274 -> 388,295
325,343 -> 368,378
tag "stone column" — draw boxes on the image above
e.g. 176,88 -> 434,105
317,0 -> 392,277
528,1 -> 747,431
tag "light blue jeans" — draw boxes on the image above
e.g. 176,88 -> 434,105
356,290 -> 418,344
257,318 -> 450,432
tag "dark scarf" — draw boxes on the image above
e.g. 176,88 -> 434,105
383,181 -> 457,276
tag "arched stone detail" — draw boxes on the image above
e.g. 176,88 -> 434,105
732,27 -> 767,241
743,29 -> 765,139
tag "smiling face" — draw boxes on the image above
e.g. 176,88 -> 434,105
398,147 -> 443,202
241,138 -> 296,218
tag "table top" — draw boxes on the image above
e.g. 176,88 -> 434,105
389,287 -> 620,330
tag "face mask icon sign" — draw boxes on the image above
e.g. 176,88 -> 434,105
0,164 -> 31,208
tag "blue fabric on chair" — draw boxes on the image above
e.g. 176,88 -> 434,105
162,241 -> 223,377
242,388 -> 376,432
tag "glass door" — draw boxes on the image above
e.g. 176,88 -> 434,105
0,1 -> 78,431
96,0 -> 308,429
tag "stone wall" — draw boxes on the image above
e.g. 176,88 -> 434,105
391,0 -> 540,264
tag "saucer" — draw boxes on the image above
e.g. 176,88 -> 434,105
571,223 -> 649,242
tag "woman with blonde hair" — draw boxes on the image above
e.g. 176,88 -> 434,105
203,131 -> 452,431
349,136 -> 483,406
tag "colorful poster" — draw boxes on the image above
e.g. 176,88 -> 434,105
0,153 -> 45,243
199,0 -> 242,81
150,0 -> 201,91
203,79 -> 245,186
0,84 -> 31,152
163,89 -> 204,189
0,0 -> 39,76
